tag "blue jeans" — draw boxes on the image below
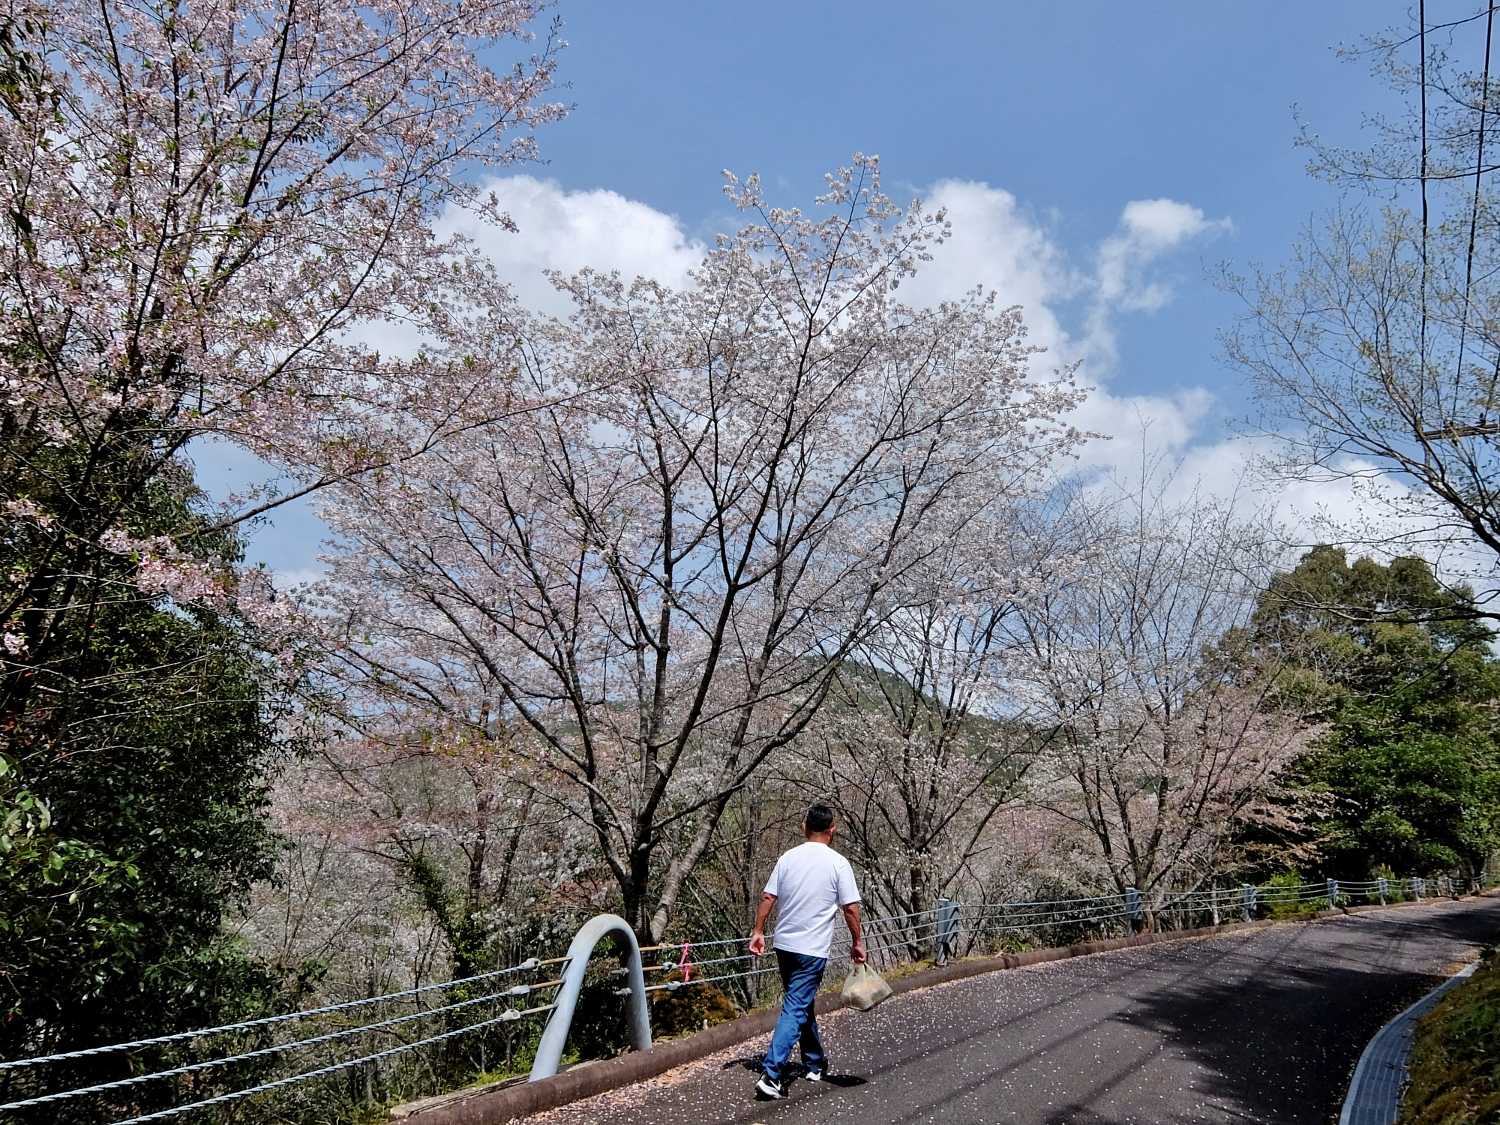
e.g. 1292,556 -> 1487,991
763,949 -> 827,1082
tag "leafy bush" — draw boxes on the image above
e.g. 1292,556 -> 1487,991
566,976 -> 636,1062
1262,872 -> 1323,920
650,974 -> 738,1038
1373,864 -> 1411,904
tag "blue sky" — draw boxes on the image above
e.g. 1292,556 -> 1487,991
212,1 -> 1419,580
535,0 -> 1393,400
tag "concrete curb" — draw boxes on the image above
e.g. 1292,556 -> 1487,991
397,891 -> 1491,1124
1338,962 -> 1479,1125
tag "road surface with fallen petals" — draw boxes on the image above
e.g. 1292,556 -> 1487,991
523,895 -> 1500,1125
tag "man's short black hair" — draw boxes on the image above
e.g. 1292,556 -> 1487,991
805,804 -> 835,833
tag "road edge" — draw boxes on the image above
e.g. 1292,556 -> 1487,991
1338,960 -> 1479,1125
397,892 -> 1490,1124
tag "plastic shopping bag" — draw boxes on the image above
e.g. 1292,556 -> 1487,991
840,961 -> 892,1011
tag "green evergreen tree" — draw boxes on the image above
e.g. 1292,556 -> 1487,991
1248,547 -> 1500,882
0,440 -> 296,1121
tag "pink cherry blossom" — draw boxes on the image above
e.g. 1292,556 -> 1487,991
2,0 -> 566,603
309,156 -> 1088,940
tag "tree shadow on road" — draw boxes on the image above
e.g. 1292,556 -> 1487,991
692,903 -> 1497,1125
1056,907 -> 1498,1125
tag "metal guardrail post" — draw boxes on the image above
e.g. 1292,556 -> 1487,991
1125,887 -> 1143,930
1241,884 -> 1256,922
1412,876 -> 1424,900
935,899 -> 961,966
1377,877 -> 1388,905
529,914 -> 652,1081
1327,878 -> 1339,910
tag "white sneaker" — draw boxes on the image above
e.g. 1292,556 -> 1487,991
755,1074 -> 786,1099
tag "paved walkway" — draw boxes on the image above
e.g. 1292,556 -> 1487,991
526,896 -> 1500,1125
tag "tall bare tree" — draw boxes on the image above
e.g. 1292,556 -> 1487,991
316,158 -> 1084,939
1010,475 -> 1313,908
793,511 -> 1047,932
1225,4 -> 1500,614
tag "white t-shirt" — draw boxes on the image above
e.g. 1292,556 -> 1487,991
764,841 -> 861,958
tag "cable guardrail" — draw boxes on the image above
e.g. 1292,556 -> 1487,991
628,873 -> 1489,1000
0,951 -> 565,1123
4,870 -> 1492,1122
110,1002 -> 562,1125
0,957 -> 546,1070
0,980 -> 568,1113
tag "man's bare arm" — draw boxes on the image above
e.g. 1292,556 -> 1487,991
748,892 -> 776,956
842,902 -> 866,963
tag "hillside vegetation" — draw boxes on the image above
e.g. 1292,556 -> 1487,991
1402,952 -> 1500,1125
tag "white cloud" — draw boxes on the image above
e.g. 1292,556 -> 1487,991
346,177 -> 707,359
889,183 -> 1431,565
423,176 -> 1236,487
900,180 -> 1079,372
223,173 -> 1250,580
900,180 -> 1232,473
446,177 -> 1231,471
1088,199 -> 1233,364
1156,435 -> 1483,587
442,176 -> 705,317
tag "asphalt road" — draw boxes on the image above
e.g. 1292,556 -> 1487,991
526,895 -> 1500,1125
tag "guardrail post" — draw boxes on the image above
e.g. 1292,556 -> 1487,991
1240,884 -> 1256,922
1209,888 -> 1221,927
935,898 -> 960,966
1377,877 -> 1388,905
1412,876 -> 1424,900
1125,887 -> 1143,931
530,913 -> 652,1081
1326,878 -> 1339,910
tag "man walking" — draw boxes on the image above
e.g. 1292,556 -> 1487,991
747,804 -> 865,1100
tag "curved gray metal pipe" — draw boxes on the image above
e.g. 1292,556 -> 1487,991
529,913 -> 652,1081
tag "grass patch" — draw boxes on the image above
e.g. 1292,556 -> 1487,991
1401,949 -> 1500,1125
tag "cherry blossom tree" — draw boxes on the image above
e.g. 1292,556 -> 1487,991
0,0 -> 563,1082
1,0 -> 564,722
1009,474 -> 1315,915
246,733 -> 593,992
315,157 -> 1087,940
792,508 -> 1054,935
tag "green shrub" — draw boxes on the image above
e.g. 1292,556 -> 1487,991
650,974 -> 738,1038
1262,872 -> 1323,920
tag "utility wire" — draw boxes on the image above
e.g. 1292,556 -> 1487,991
1422,0 -> 1432,367
1456,2 -> 1496,396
